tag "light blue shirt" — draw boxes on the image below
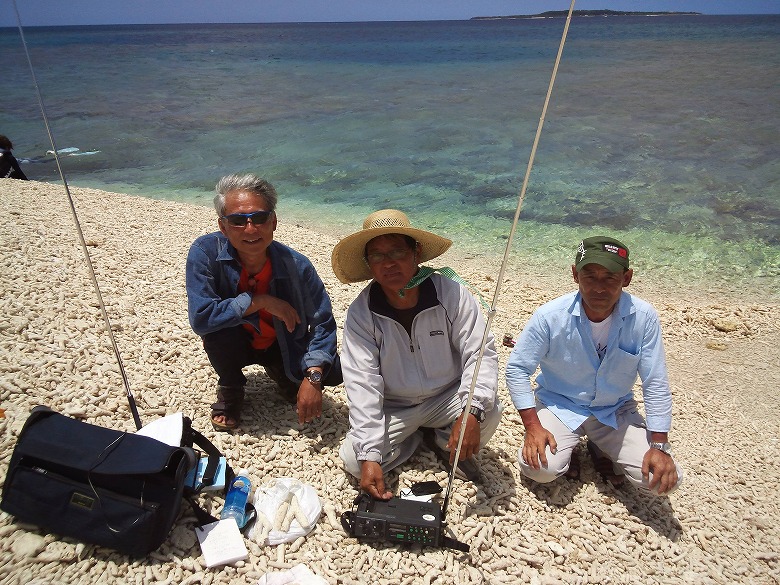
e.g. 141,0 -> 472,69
505,291 -> 672,433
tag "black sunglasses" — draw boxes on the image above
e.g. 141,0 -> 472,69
220,210 -> 274,226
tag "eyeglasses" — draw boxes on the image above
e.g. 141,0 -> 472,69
220,210 -> 274,227
365,247 -> 413,265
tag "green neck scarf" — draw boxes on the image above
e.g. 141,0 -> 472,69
399,265 -> 489,310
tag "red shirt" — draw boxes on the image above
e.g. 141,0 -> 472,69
238,259 -> 276,350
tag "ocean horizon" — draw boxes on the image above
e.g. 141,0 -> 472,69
2,16 -> 778,295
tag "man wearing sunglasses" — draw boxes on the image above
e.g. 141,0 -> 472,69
186,173 -> 341,431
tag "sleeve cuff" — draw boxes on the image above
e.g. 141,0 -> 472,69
357,451 -> 382,463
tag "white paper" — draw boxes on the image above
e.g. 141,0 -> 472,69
135,412 -> 184,446
196,519 -> 248,568
399,488 -> 434,502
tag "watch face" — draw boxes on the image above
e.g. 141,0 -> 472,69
651,442 -> 671,454
307,370 -> 322,383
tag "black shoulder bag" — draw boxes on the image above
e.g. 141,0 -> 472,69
1,405 -> 229,556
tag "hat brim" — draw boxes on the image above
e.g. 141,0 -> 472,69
331,225 -> 452,284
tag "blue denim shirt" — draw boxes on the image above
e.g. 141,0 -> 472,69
505,291 -> 672,433
186,232 -> 338,382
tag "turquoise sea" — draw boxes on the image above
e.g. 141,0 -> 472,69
2,16 -> 778,293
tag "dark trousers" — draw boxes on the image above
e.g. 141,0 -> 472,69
201,326 -> 342,391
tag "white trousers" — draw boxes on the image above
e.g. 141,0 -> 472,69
519,400 -> 683,495
340,390 -> 502,477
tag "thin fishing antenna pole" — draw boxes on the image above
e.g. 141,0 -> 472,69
442,0 -> 576,516
12,0 -> 143,429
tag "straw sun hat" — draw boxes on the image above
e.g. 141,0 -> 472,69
331,209 -> 452,284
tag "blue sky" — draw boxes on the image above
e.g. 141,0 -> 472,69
2,1 -> 778,27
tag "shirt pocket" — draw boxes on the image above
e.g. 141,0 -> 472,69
418,330 -> 457,379
607,346 -> 641,390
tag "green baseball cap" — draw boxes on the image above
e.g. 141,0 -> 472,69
575,236 -> 630,272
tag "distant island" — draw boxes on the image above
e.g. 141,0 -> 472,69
472,10 -> 701,20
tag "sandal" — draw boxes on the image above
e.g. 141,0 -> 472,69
587,440 -> 625,487
210,385 -> 244,432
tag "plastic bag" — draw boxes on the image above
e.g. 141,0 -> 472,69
248,477 -> 321,546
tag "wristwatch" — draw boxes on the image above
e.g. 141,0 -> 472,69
649,441 -> 672,455
305,369 -> 323,386
466,405 -> 486,423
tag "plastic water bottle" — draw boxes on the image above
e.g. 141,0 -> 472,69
221,469 -> 251,529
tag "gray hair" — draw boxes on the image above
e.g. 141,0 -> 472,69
213,173 -> 278,216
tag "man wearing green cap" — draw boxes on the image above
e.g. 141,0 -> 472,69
505,236 -> 683,495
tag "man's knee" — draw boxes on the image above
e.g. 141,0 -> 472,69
202,326 -> 249,352
517,448 -> 569,483
202,327 -> 251,380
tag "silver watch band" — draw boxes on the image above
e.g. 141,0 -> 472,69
649,441 -> 672,455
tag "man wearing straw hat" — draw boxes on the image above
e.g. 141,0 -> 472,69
506,236 -> 683,495
332,209 -> 502,499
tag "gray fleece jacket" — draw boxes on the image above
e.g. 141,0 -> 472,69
342,273 -> 498,463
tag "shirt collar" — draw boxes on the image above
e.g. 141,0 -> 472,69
368,276 -> 439,320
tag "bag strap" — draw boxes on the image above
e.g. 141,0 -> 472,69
189,428 -> 226,491
183,433 -> 235,528
186,495 -> 220,528
181,417 -> 235,493
180,419 -> 232,528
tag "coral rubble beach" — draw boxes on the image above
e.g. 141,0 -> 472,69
1,180 -> 778,584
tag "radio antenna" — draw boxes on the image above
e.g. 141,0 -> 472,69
12,0 -> 143,429
442,0 -> 576,517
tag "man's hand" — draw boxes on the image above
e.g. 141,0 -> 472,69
522,422 -> 557,470
296,380 -> 322,425
446,411 -> 481,464
642,448 -> 678,495
247,294 -> 301,332
360,461 -> 392,500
